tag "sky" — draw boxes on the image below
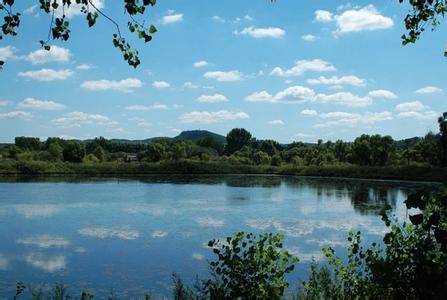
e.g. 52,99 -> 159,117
0,0 -> 446,143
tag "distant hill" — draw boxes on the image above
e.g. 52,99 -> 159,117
173,130 -> 226,143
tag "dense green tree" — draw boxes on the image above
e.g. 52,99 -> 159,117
14,137 -> 41,151
92,146 -> 106,162
145,142 -> 166,162
196,137 -> 225,155
63,141 -> 86,163
48,142 -> 63,162
253,151 -> 271,165
225,128 -> 252,155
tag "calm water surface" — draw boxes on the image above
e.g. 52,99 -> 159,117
0,175 -> 436,298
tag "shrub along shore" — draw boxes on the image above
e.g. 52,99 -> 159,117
0,160 -> 446,182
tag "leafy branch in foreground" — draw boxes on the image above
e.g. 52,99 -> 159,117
0,0 -> 158,68
399,0 -> 447,57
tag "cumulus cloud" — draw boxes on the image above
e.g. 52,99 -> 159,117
270,59 -> 336,77
184,82 -> 200,89
17,98 -> 65,110
79,227 -> 140,240
0,46 -> 20,61
0,111 -> 32,120
316,5 -> 394,34
268,119 -> 285,125
203,70 -> 243,81
314,92 -> 372,107
179,110 -> 249,124
234,26 -> 286,38
26,46 -> 71,64
196,94 -> 228,103
55,0 -> 104,18
315,10 -> 334,23
162,11 -> 183,24
18,69 -> 73,81
152,80 -> 170,89
368,89 -> 398,99
415,86 -> 443,94
52,111 -> 118,128
192,253 -> 205,260
23,4 -> 38,15
308,75 -> 366,87
301,34 -> 319,42
194,60 -> 209,68
17,235 -> 69,248
301,109 -> 318,116
81,78 -> 143,92
196,217 -> 225,227
0,100 -> 11,106
76,64 -> 94,70
395,101 -> 437,120
313,111 -> 393,128
25,253 -> 66,272
125,104 -> 169,111
246,86 -> 372,107
0,254 -> 8,270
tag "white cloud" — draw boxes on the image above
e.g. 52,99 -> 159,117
395,101 -> 437,120
315,10 -> 334,23
395,101 -> 427,112
17,98 -> 65,110
18,69 -> 73,81
138,122 -> 152,127
246,86 -> 373,107
295,133 -> 314,138
317,5 -> 394,34
26,253 -> 66,273
125,104 -> 169,111
212,15 -> 225,22
179,110 -> 249,124
81,78 -> 143,92
196,217 -> 224,227
234,26 -> 286,38
26,45 -> 71,64
76,64 -> 94,70
245,91 -> 274,102
313,111 -> 393,128
79,227 -> 140,240
270,59 -> 336,77
23,4 -> 38,15
268,119 -> 285,125
301,34 -> 319,42
314,92 -> 372,107
194,60 -> 208,68
301,109 -> 318,116
0,111 -> 32,120
17,235 -> 69,248
0,100 -> 11,106
192,253 -> 205,260
52,111 -> 118,128
415,86 -> 443,94
275,86 -> 317,103
204,70 -> 243,81
308,75 -> 366,87
162,12 -> 183,24
184,82 -> 200,89
368,89 -> 398,99
55,0 -> 104,18
196,94 -> 228,103
152,80 -> 170,89
0,46 -> 20,61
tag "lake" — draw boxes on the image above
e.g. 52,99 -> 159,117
0,175 -> 435,298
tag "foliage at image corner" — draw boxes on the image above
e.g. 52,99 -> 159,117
298,187 -> 447,300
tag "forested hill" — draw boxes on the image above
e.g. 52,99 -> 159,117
173,130 -> 226,143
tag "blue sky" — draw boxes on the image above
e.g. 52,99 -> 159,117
0,0 -> 445,143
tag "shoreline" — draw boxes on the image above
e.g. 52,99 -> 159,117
0,160 -> 445,183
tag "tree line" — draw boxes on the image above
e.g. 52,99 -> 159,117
2,112 -> 446,168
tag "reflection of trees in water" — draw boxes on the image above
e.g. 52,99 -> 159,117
282,177 -> 433,216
